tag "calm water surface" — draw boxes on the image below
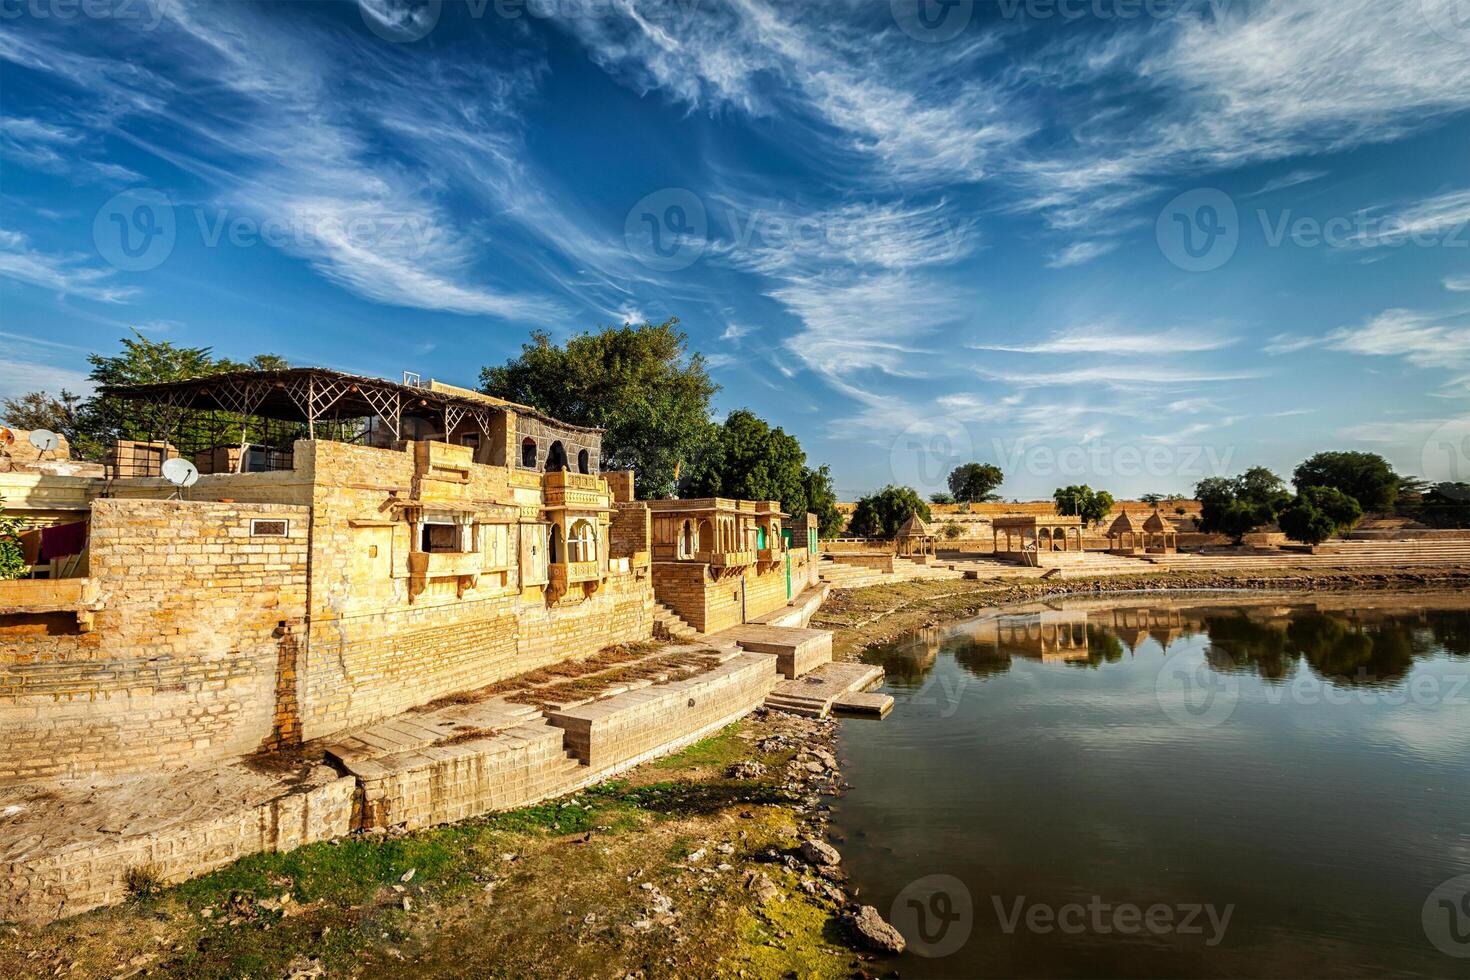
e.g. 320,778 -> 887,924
833,592 -> 1470,978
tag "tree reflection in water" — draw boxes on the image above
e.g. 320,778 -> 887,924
865,605 -> 1470,691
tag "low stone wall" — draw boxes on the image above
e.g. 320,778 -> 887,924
351,722 -> 576,831
829,552 -> 896,573
547,653 -> 778,773
0,770 -> 354,925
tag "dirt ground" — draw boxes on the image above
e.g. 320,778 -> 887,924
3,564 -> 1466,979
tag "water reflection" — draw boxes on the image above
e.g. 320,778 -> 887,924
865,594 -> 1470,690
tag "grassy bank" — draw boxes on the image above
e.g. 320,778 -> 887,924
0,716 -> 861,980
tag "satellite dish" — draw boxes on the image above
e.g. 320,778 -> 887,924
161,457 -> 200,488
28,429 -> 59,453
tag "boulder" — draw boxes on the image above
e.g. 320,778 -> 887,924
798,838 -> 841,867
847,905 -> 906,954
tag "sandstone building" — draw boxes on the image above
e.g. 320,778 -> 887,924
0,368 -> 842,921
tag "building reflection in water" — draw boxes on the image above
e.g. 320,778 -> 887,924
863,597 -> 1470,689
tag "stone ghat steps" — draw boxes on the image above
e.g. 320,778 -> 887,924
322,698 -> 544,770
652,601 -> 699,642
764,661 -> 889,719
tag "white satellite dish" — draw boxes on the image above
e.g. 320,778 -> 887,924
161,457 -> 200,488
28,429 -> 59,454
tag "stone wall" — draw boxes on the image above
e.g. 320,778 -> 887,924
610,500 -> 651,557
0,769 -> 353,924
0,498 -> 309,783
651,560 -> 792,634
297,440 -> 653,741
547,652 -> 777,772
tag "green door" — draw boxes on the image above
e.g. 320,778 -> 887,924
785,548 -> 792,598
757,525 -> 767,549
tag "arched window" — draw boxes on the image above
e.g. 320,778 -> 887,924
568,519 -> 597,563
546,441 -> 568,472
697,519 -> 714,555
679,520 -> 694,559
521,437 -> 537,469
577,448 -> 590,474
549,524 -> 564,564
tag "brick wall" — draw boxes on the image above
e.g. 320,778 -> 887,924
0,498 -> 309,783
610,500 -> 650,557
651,560 -> 792,633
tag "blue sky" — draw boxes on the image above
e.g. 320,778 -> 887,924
2,0 -> 1468,500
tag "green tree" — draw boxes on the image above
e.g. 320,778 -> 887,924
480,319 -> 719,499
1194,467 -> 1290,538
848,485 -> 930,538
929,492 -> 956,505
1053,485 -> 1114,525
942,521 -> 963,540
680,410 -> 806,508
0,496 -> 25,580
947,462 -> 1004,502
801,464 -> 845,540
1292,451 -> 1398,512
0,389 -> 83,437
1280,486 -> 1363,544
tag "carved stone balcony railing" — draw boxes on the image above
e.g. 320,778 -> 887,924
549,560 -> 602,590
699,550 -> 755,568
756,547 -> 782,564
542,470 -> 608,511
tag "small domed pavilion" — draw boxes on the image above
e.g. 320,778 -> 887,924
895,512 -> 936,559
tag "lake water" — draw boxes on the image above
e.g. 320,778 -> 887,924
832,592 -> 1470,978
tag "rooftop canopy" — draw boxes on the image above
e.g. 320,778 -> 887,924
99,367 -> 601,447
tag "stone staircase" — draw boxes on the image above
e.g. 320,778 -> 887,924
817,560 -> 893,589
652,601 -> 700,642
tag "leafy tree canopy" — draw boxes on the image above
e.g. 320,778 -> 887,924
947,462 -> 1004,502
1194,467 -> 1291,539
3,333 -> 287,462
1292,451 -> 1398,512
679,410 -> 843,537
929,492 -> 956,505
1053,484 -> 1114,525
848,485 -> 930,538
480,319 -> 718,500
1279,486 -> 1363,545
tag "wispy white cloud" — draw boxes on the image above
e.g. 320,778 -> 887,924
1263,333 -> 1323,355
0,115 -> 142,183
1046,240 -> 1119,268
0,228 -> 139,303
1344,188 -> 1470,249
974,364 -> 1260,388
1446,274 -> 1470,293
0,358 -> 94,403
1246,169 -> 1328,198
973,324 -> 1235,355
1325,309 -> 1470,371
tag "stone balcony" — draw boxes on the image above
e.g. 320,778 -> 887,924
542,470 -> 607,511
756,547 -> 782,564
699,550 -> 756,569
549,560 -> 601,592
407,550 -> 483,579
